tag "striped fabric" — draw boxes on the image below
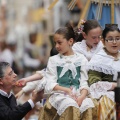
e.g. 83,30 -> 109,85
98,95 -> 116,120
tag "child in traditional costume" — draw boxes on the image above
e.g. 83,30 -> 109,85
72,19 -> 103,61
88,24 -> 120,120
38,25 -> 96,120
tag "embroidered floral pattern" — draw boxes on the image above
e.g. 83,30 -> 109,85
90,81 -> 114,101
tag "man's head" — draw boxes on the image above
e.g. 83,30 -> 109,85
0,62 -> 17,93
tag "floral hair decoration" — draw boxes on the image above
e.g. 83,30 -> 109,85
78,19 -> 86,34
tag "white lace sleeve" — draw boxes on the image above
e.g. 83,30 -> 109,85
35,78 -> 46,92
45,57 -> 58,93
90,81 -> 113,99
36,68 -> 46,76
79,57 -> 89,93
22,81 -> 39,92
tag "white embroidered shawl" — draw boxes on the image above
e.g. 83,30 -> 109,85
88,49 -> 120,101
72,40 -> 103,61
87,49 -> 120,80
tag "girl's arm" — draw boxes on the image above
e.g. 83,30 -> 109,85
53,85 -> 72,95
111,82 -> 117,90
23,73 -> 43,82
44,57 -> 58,93
76,57 -> 89,106
16,70 -> 44,86
15,77 -> 46,98
76,89 -> 88,106
25,69 -> 45,83
15,80 -> 39,98
80,57 -> 89,92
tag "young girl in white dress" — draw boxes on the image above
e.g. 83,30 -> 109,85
88,24 -> 120,120
72,19 -> 103,61
38,25 -> 96,120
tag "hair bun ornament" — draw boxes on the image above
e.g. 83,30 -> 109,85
80,19 -> 86,25
78,19 -> 86,34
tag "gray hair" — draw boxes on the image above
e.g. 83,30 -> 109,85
0,62 -> 10,78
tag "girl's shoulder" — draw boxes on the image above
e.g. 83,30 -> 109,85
75,52 -> 88,61
48,54 -> 61,62
72,41 -> 84,49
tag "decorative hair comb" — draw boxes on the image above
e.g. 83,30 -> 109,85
77,19 -> 86,33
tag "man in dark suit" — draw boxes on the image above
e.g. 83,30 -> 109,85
0,62 -> 43,120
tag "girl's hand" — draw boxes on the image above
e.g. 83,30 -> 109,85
112,82 -> 117,89
65,88 -> 72,95
65,88 -> 77,100
53,85 -> 77,100
15,78 -> 27,87
76,96 -> 84,106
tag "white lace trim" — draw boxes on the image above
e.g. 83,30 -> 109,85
73,40 -> 103,60
87,49 -> 120,80
35,79 -> 46,92
79,98 -> 95,113
88,64 -> 118,80
89,81 -> 114,102
80,40 -> 103,53
49,93 -> 94,115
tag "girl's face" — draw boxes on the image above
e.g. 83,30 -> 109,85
54,34 -> 73,56
83,27 -> 102,47
103,31 -> 120,55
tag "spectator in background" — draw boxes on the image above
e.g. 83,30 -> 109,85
0,38 -> 14,67
23,31 -> 45,77
0,33 -> 22,78
6,33 -> 20,75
